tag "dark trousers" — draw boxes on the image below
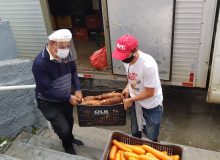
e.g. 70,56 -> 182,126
37,100 -> 74,149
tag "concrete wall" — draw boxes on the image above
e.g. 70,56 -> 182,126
0,20 -> 19,61
0,59 -> 46,139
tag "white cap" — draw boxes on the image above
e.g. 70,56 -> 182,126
48,29 -> 72,42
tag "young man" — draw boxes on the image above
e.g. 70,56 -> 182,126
32,29 -> 83,155
112,35 -> 163,142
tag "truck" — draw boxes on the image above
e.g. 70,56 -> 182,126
0,0 -> 219,103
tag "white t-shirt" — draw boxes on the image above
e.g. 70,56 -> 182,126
124,50 -> 163,109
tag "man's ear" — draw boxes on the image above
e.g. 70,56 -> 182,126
133,48 -> 139,56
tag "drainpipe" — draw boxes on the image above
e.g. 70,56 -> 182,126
0,85 -> 53,130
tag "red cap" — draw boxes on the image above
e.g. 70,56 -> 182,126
112,35 -> 138,60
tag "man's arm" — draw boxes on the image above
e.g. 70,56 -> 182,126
121,82 -> 130,99
123,87 -> 155,110
123,65 -> 159,110
69,61 -> 81,91
69,61 -> 82,102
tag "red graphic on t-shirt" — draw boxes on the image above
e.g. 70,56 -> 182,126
128,72 -> 138,81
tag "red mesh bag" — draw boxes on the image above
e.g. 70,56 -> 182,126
90,46 -> 107,69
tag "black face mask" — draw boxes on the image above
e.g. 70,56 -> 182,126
122,54 -> 136,63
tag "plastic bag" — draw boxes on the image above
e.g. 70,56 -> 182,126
90,46 -> 107,69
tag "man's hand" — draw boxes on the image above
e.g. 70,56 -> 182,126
69,95 -> 80,106
75,91 -> 82,103
123,98 -> 133,110
121,88 -> 129,99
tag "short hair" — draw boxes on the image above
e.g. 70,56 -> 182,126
131,46 -> 138,53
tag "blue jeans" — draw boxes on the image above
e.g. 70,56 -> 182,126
129,102 -> 163,140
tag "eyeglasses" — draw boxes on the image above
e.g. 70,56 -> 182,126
58,45 -> 71,49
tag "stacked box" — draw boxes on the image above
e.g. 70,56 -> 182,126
96,33 -> 105,47
71,15 -> 86,28
69,0 -> 93,15
73,28 -> 88,41
57,15 -> 72,28
85,15 -> 101,29
48,0 -> 70,15
87,29 -> 100,41
52,15 -> 57,30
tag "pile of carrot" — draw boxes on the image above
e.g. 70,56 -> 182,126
109,139 -> 180,160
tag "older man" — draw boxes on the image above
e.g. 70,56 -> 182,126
32,29 -> 83,155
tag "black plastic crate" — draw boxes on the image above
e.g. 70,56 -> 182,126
101,131 -> 185,160
88,29 -> 100,41
69,0 -> 93,15
96,33 -> 105,47
48,0 -> 70,15
71,15 -> 86,28
77,89 -> 126,127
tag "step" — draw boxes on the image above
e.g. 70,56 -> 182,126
43,124 -> 113,142
27,135 -> 103,160
73,124 -> 113,142
14,132 -> 32,143
0,154 -> 21,160
4,141 -> 91,160
43,127 -> 108,150
14,128 -> 48,143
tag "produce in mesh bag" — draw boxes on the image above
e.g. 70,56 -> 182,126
98,97 -> 123,105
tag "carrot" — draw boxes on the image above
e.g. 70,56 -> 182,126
115,153 -> 121,160
146,153 -> 159,160
129,157 -> 139,160
131,145 -> 144,149
142,145 -> 172,160
139,155 -> 160,160
169,155 -> 180,160
118,150 -> 125,154
109,145 -> 118,160
123,152 -> 140,159
120,142 -> 145,155
113,140 -> 133,152
121,153 -> 126,160
161,151 -> 168,155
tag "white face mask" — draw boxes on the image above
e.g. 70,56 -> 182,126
55,49 -> 69,58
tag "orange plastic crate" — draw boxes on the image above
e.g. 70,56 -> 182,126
73,28 -> 88,41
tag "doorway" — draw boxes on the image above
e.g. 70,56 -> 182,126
47,0 -> 108,73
